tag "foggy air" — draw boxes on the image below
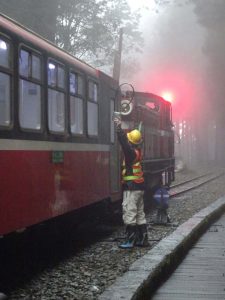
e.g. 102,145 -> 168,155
1,1 -> 225,299
1,0 -> 225,169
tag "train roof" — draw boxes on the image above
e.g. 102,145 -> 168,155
0,13 -> 99,78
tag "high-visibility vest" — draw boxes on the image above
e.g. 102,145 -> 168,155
122,149 -> 144,183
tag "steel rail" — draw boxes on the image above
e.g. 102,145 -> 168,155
170,171 -> 225,198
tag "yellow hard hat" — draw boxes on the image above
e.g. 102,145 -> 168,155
127,129 -> 142,144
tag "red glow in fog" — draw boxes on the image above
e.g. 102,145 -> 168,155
161,91 -> 174,103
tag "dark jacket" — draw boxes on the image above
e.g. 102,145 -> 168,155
117,126 -> 145,191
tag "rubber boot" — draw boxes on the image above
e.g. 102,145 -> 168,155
156,207 -> 162,223
161,209 -> 170,224
135,224 -> 149,247
119,225 -> 136,249
167,213 -> 171,223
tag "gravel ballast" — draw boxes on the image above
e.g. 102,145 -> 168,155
7,166 -> 225,300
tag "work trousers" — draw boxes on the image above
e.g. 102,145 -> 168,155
122,190 -> 146,225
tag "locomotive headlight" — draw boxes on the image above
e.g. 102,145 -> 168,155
121,99 -> 134,115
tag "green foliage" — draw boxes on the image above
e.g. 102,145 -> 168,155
56,0 -> 143,68
0,0 -> 143,71
0,0 -> 59,41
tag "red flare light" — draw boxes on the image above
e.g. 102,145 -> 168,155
161,91 -> 174,103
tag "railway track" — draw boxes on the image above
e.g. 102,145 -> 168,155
170,171 -> 225,197
1,169 -> 225,300
147,171 -> 225,226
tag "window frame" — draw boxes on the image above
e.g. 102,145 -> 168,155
18,44 -> 43,132
47,58 -> 66,135
87,79 -> 99,137
0,34 -> 13,130
69,70 -> 85,136
47,58 -> 66,92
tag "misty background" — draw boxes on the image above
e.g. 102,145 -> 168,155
1,0 -> 225,168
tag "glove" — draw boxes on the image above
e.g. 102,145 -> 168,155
113,117 -> 121,127
112,112 -> 121,127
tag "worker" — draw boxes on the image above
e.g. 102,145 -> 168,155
113,114 -> 149,249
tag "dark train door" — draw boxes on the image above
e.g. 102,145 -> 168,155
98,71 -> 121,201
109,97 -> 121,200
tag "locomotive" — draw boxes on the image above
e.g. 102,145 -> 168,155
0,13 -> 174,236
119,91 -> 175,193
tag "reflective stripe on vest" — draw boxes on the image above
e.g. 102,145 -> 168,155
122,150 -> 144,183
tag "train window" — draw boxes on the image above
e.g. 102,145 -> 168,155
70,73 -> 77,94
48,62 -> 56,87
48,89 -> 65,133
48,61 -> 65,90
0,37 -> 11,127
47,60 -> 66,134
69,72 -> 84,135
58,66 -> 65,89
32,55 -> 41,80
0,39 -> 10,68
19,49 -> 29,77
70,72 -> 84,96
19,49 -> 41,80
19,48 -> 42,130
78,75 -> 83,95
0,73 -> 10,126
70,96 -> 83,134
87,81 -> 98,136
19,80 -> 41,129
88,81 -> 98,102
87,101 -> 98,136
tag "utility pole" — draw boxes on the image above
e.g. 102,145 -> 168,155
113,28 -> 123,82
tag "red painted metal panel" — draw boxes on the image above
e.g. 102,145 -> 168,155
0,150 -> 110,235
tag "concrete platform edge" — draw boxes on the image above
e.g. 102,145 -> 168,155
98,196 -> 225,300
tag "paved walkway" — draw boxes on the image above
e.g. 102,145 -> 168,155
151,213 -> 225,300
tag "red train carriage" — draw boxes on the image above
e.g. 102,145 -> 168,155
0,13 -> 175,237
0,14 -> 121,236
